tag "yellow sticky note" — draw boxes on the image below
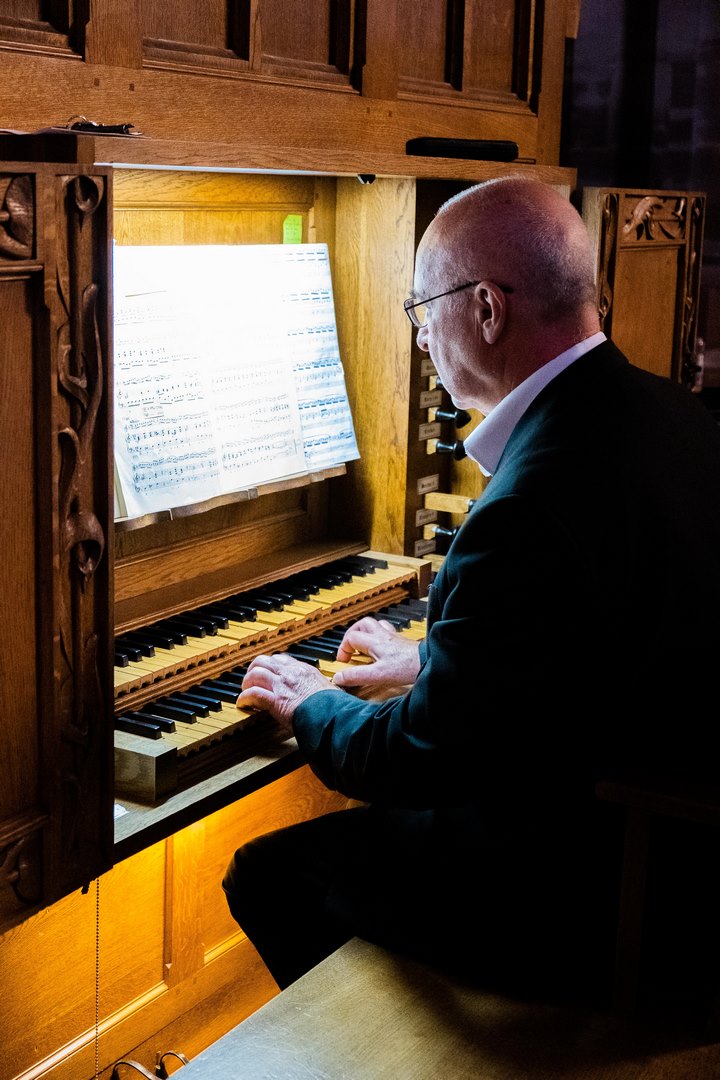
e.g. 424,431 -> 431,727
283,214 -> 303,244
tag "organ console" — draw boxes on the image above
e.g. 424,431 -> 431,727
0,0 -> 709,1067
114,554 -> 429,803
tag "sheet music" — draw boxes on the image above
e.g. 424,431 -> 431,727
113,243 -> 359,519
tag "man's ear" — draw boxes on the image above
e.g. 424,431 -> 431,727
475,280 -> 507,343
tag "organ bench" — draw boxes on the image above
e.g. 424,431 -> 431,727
164,936 -> 720,1079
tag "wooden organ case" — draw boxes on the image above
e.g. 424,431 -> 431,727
0,2 -> 706,1076
0,148 -> 576,1073
0,161 -> 707,1080
0,158 -> 705,1077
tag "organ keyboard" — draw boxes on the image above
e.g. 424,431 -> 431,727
114,552 -> 429,802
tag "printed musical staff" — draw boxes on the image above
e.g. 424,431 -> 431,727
113,243 -> 359,519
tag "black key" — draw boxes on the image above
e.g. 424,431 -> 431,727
117,634 -> 155,658
346,554 -> 388,571
149,700 -> 198,724
324,561 -> 355,582
294,638 -> 339,659
191,605 -> 230,630
185,610 -> 225,633
176,689 -> 223,712
149,621 -> 188,645
274,581 -> 311,601
376,608 -> 411,629
231,593 -> 277,613
155,616 -> 206,640
115,715 -> 163,740
114,650 -> 130,668
200,680 -> 240,703
285,647 -> 320,667
162,616 -> 208,638
210,600 -> 258,621
164,693 -> 210,717
385,602 -> 427,623
283,573 -> 319,596
128,709 -> 176,733
332,557 -> 368,576
131,627 -> 177,650
262,585 -> 300,603
243,592 -> 284,612
305,570 -> 345,589
211,672 -> 245,689
314,627 -> 350,645
114,641 -> 143,662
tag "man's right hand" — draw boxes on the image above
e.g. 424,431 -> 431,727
331,616 -> 422,697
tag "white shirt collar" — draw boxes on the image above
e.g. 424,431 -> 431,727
464,332 -> 607,477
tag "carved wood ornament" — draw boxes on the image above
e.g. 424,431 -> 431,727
52,173 -> 110,882
0,172 -> 45,910
0,173 -> 33,259
596,191 -> 704,386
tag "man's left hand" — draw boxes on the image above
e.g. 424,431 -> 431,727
236,653 -> 335,733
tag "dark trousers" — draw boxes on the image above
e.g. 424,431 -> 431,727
222,802 -> 621,997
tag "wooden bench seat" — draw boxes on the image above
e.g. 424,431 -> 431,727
175,937 -> 720,1079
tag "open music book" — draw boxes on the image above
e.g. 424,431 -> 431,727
113,242 -> 359,520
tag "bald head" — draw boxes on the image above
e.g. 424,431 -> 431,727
411,176 -> 602,412
421,176 -> 599,327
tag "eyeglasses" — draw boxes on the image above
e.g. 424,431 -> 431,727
403,280 -> 513,328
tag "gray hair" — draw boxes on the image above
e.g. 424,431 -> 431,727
436,177 -> 598,322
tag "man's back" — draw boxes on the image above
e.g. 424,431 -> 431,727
444,338 -> 720,784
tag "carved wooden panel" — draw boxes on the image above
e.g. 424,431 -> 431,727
0,169 -> 46,927
0,162 -> 114,932
43,169 -> 115,902
583,188 -> 706,384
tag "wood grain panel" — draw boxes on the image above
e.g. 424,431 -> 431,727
85,0 -> 142,67
0,4 -> 76,58
0,275 -> 38,821
0,769 -> 347,1078
397,0 -> 450,87
584,188 -> 706,385
142,0 -> 233,52
610,248 -> 679,380
398,0 -> 533,106
113,169 -> 317,209
165,824 -> 206,987
331,176 -> 416,553
115,510 -> 313,606
1,843 -> 166,1074
260,0 -> 345,67
113,170 -> 317,246
463,0 -> 519,96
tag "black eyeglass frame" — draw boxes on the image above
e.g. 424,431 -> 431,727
403,280 -> 513,328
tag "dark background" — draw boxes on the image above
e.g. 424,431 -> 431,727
560,0 -> 720,390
